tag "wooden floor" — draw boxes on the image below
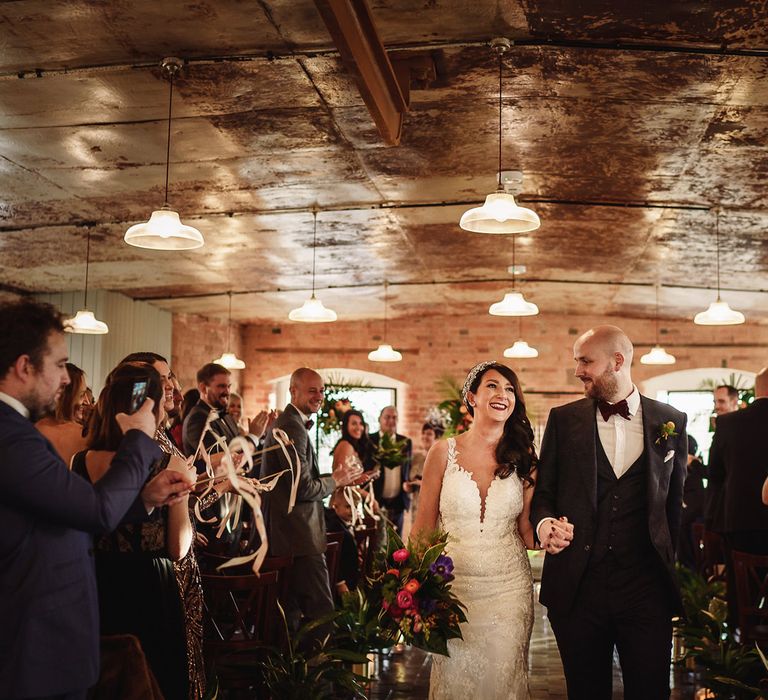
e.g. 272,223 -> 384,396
369,553 -> 700,699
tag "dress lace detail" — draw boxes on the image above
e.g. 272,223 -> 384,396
429,438 -> 533,700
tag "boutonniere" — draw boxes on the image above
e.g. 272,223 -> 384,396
655,421 -> 678,446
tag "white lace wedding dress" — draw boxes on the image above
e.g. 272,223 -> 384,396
430,437 -> 533,700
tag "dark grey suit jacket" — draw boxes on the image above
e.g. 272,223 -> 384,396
261,405 -> 335,558
0,401 -> 162,698
531,395 -> 687,615
706,397 -> 768,534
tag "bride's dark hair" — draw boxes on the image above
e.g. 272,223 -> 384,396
464,362 -> 537,483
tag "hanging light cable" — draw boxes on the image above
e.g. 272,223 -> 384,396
289,209 -> 337,323
489,233 -> 539,316
694,208 -> 744,325
65,228 -> 109,334
213,291 -> 246,369
124,57 -> 204,250
459,38 -> 540,234
368,280 -> 402,362
641,284 -> 676,365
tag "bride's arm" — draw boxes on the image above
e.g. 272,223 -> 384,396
517,467 -> 538,550
409,440 -> 448,542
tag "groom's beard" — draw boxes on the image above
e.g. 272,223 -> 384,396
583,365 -> 618,402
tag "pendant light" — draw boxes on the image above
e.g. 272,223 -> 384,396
65,228 -> 109,335
489,233 -> 539,316
124,57 -> 204,251
289,210 -> 337,323
503,316 -> 539,358
459,38 -> 540,234
694,209 -> 745,325
213,292 -> 245,369
368,281 -> 402,362
641,284 -> 676,365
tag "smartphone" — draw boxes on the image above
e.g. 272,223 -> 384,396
129,380 -> 148,414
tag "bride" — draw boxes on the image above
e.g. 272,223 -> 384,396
411,361 -> 538,699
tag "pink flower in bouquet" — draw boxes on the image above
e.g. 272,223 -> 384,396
389,604 -> 404,619
392,548 -> 409,563
397,589 -> 414,610
404,579 -> 420,594
413,619 -> 423,634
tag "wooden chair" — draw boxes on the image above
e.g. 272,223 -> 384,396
202,570 -> 280,695
730,549 -> 768,646
325,532 -> 344,593
700,528 -> 728,585
355,525 -> 378,575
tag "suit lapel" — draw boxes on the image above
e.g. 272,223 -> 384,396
640,395 -> 665,511
569,400 -> 598,512
286,405 -> 319,476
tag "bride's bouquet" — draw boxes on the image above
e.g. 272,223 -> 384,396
368,527 -> 467,656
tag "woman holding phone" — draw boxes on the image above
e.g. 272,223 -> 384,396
73,362 -> 195,699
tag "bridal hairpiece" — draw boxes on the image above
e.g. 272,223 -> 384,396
461,360 -> 499,404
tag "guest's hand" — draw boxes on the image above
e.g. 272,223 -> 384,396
352,469 -> 378,486
248,410 -> 270,439
542,516 -> 574,554
141,466 -> 196,510
115,399 -> 157,438
333,460 -> 364,488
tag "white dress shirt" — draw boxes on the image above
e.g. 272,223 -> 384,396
0,391 -> 29,419
597,386 -> 644,479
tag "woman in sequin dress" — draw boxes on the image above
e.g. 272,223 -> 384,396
412,362 -> 539,700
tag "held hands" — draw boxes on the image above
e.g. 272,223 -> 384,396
115,399 -> 157,439
540,516 -> 574,555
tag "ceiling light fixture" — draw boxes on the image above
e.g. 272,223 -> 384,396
641,284 -> 676,365
694,209 -> 745,326
503,316 -> 539,358
459,38 -> 540,234
65,228 -> 109,335
213,292 -> 245,369
289,210 -> 337,323
124,57 -> 204,251
368,281 -> 402,362
489,233 -> 539,316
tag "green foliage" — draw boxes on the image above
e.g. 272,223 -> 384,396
373,432 -> 409,469
335,587 -> 395,655
258,603 -> 368,699
674,565 -> 765,698
435,375 -> 472,437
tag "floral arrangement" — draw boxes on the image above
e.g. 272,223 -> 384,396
316,375 -> 370,436
434,375 -> 473,436
373,432 -> 410,469
367,526 -> 467,656
655,420 -> 677,446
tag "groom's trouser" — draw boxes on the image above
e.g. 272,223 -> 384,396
283,553 -> 335,647
547,556 -> 673,700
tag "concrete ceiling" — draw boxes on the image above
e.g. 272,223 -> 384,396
1,0 -> 768,324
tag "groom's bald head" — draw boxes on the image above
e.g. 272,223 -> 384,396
578,326 -> 634,365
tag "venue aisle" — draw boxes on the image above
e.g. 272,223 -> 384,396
369,552 -> 697,699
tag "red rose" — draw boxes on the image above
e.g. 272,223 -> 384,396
389,604 -> 403,619
392,548 -> 409,563
397,589 -> 414,610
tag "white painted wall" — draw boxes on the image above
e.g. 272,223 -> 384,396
35,290 -> 172,395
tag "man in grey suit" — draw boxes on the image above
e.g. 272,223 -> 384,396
532,326 -> 687,700
261,368 -> 362,634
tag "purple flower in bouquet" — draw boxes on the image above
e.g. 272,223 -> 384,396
430,554 -> 454,579
420,598 -> 437,615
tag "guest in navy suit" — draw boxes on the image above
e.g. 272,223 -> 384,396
0,300 -> 195,700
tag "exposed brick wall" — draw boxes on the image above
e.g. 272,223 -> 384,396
172,310 -> 768,443
171,312 -> 244,392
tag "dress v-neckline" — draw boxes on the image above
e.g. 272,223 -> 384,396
450,439 -> 499,525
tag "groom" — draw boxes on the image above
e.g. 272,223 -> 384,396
531,325 -> 687,699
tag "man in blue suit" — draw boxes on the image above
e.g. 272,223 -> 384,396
0,300 -> 195,700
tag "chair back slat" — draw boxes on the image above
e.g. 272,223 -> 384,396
731,549 -> 768,645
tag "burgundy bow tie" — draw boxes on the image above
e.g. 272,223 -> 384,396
598,399 -> 630,422
305,419 -> 314,430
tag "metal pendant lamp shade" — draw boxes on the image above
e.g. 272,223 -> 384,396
368,281 -> 402,362
503,339 -> 539,359
213,292 -> 246,368
489,232 -> 539,317
693,209 -> 744,326
289,210 -> 337,323
124,58 -> 204,251
65,229 -> 109,335
459,38 -> 540,235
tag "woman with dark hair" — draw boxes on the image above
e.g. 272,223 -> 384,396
412,361 -> 538,699
35,362 -> 90,466
331,409 -> 376,473
72,362 -> 194,700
